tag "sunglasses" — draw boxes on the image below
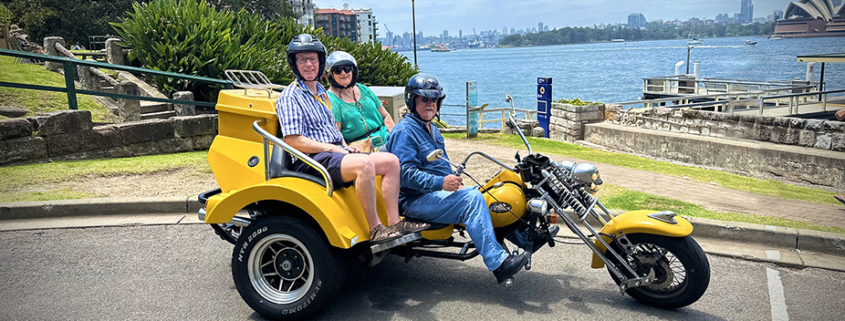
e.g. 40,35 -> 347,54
332,65 -> 354,75
419,96 -> 439,103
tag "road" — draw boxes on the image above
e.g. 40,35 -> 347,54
1,224 -> 844,321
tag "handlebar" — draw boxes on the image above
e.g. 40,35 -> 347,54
507,114 -> 534,155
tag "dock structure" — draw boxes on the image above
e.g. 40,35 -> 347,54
619,53 -> 845,120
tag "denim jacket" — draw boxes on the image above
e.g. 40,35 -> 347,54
385,115 -> 453,209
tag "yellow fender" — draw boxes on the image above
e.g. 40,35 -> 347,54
590,210 -> 693,269
203,178 -> 371,249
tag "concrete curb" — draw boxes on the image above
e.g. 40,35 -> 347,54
1,198 -> 843,256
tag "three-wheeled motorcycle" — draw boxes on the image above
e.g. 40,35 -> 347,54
198,71 -> 710,320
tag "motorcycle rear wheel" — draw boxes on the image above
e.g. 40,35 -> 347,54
606,234 -> 710,309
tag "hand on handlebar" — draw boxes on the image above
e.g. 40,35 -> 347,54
442,175 -> 463,192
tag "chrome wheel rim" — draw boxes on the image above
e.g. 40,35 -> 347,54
248,234 -> 315,304
627,242 -> 686,293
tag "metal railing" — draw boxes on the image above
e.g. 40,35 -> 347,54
616,88 -> 845,116
643,76 -> 820,97
0,48 -> 232,110
253,120 -> 334,197
617,84 -> 819,111
441,103 -> 538,129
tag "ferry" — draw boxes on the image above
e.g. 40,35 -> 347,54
431,44 -> 451,52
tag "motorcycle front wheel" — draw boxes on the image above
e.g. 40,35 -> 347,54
606,234 -> 710,309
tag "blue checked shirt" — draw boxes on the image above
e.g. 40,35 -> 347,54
276,79 -> 344,162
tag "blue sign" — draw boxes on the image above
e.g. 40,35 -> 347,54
467,81 -> 478,138
537,77 -> 552,138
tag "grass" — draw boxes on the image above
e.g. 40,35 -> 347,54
442,133 -> 839,206
597,184 -> 845,234
0,151 -> 210,193
0,188 -> 98,203
0,56 -> 116,122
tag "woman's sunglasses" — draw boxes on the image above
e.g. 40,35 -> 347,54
332,65 -> 354,75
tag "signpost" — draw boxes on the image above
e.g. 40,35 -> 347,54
466,81 -> 478,138
537,77 -> 552,138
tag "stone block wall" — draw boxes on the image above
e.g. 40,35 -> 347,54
548,103 -> 606,142
611,106 -> 845,152
0,110 -> 218,165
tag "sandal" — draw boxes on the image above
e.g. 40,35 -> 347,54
369,224 -> 402,243
836,195 -> 845,206
389,220 -> 431,234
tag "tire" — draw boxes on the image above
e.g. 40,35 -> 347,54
605,234 -> 710,309
232,215 -> 346,320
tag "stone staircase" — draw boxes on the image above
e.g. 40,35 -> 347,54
140,101 -> 176,120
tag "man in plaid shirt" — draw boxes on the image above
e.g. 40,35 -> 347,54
276,34 -> 428,243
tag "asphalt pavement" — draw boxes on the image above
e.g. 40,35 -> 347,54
1,223 -> 844,320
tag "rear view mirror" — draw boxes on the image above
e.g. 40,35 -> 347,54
506,119 -> 516,129
426,149 -> 444,162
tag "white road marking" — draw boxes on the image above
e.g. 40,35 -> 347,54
766,268 -> 789,321
765,225 -> 778,231
766,250 -> 781,261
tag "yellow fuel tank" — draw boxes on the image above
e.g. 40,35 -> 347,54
481,170 -> 526,227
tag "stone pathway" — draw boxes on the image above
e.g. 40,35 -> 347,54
444,138 -> 845,229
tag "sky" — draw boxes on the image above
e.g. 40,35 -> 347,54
315,0 -> 797,36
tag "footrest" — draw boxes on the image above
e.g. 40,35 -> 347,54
370,232 -> 423,254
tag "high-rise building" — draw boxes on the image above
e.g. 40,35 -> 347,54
627,13 -> 646,28
287,0 -> 314,26
716,13 -> 729,23
775,10 -> 783,20
353,8 -> 377,44
538,22 -> 544,32
740,0 -> 754,24
459,30 -> 463,39
510,27 -> 515,35
314,8 -> 358,43
502,27 -> 508,35
442,30 -> 448,40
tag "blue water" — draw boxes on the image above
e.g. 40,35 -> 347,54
400,37 -> 845,127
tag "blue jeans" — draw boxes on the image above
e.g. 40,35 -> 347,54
403,188 -> 508,271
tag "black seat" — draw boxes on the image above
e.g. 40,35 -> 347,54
268,144 -> 327,187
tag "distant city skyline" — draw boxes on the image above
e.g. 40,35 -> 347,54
314,0 -> 793,37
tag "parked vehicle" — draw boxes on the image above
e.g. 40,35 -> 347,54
198,71 -> 711,320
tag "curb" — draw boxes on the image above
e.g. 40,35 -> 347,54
2,198 -> 844,256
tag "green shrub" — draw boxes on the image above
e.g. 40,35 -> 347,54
555,98 -> 602,106
111,0 -> 415,102
0,4 -> 12,25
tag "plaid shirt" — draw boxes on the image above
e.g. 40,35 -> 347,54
276,79 -> 344,161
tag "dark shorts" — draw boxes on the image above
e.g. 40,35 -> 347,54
293,151 -> 354,189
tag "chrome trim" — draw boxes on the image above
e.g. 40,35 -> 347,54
572,163 -> 598,185
460,151 -> 516,172
508,114 -> 533,155
253,119 -> 334,197
648,211 -> 678,224
199,208 -> 252,227
198,208 -> 206,222
527,198 -> 549,217
370,232 -> 423,254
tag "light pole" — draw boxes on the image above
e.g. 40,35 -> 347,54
412,0 -> 418,70
686,45 -> 692,74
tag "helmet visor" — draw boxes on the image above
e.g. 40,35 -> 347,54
412,89 -> 445,98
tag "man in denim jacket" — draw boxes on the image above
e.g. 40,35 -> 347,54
385,73 -> 528,283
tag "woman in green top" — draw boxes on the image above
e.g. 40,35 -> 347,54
325,51 -> 395,149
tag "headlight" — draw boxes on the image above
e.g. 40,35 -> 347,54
527,198 -> 549,217
572,163 -> 600,185
555,160 -> 576,171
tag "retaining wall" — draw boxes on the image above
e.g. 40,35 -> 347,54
0,110 -> 217,165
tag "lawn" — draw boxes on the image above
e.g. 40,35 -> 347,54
0,56 -> 116,122
442,133 -> 839,206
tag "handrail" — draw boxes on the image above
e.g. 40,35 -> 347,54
614,85 -> 818,106
252,120 -> 334,197
0,49 -> 231,85
643,76 -> 819,87
0,48 -> 232,110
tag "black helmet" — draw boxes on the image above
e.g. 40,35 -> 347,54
405,73 -> 445,120
286,34 -> 326,81
325,51 -> 358,89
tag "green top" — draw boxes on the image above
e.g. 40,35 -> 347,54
328,83 -> 389,147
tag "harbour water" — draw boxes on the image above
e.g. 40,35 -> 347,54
400,37 -> 845,127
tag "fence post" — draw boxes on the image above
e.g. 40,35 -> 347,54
106,38 -> 125,65
63,62 -> 78,110
117,82 -> 141,122
173,91 -> 195,116
43,37 -> 65,72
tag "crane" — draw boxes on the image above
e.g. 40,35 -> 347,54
383,23 -> 394,47
470,28 -> 481,48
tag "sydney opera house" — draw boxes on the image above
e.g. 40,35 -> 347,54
774,0 -> 845,37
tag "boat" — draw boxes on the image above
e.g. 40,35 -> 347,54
611,39 -> 625,42
743,40 -> 757,46
769,36 -> 783,40
431,44 -> 451,52
687,37 -> 703,45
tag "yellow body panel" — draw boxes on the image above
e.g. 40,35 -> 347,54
421,226 -> 455,240
216,89 -> 280,143
204,177 -> 390,249
589,210 -> 693,268
481,170 -> 527,227
207,136 -> 268,193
